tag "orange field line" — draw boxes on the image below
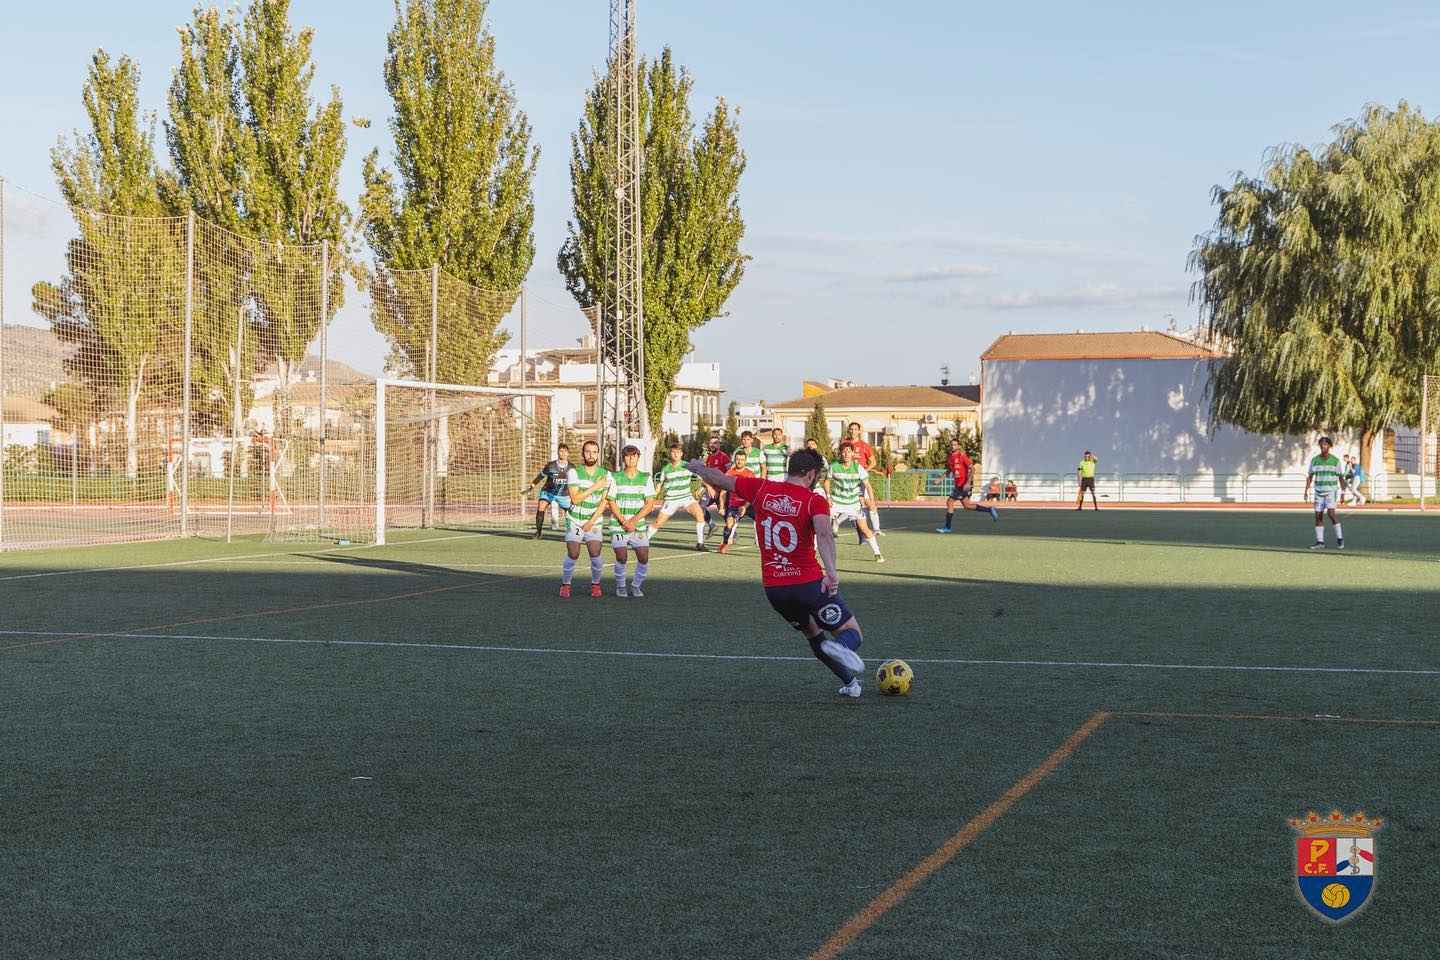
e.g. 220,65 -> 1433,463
1113,710 -> 1440,727
808,709 -> 1111,960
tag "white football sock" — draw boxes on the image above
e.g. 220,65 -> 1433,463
1334,523 -> 1343,540
562,556 -> 575,584
868,535 -> 882,556
614,560 -> 628,586
1315,525 -> 1324,544
695,521 -> 706,544
634,562 -> 648,587
589,555 -> 603,583
868,508 -> 880,531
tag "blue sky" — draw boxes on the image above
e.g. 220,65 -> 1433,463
3,1 -> 1439,402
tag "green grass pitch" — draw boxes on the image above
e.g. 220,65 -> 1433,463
3,508 -> 1438,959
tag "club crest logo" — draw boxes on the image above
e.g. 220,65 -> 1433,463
1290,810 -> 1381,923
817,603 -> 845,627
762,493 -> 801,518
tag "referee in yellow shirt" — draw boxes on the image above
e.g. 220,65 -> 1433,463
1076,451 -> 1099,510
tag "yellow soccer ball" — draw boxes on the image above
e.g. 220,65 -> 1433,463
876,659 -> 913,696
1321,883 -> 1350,909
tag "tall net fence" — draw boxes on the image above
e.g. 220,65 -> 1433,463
0,182 -> 531,550
1421,374 -> 1440,509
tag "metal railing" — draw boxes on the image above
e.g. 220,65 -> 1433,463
888,470 -> 1420,503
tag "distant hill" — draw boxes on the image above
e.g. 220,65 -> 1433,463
1,325 -> 71,399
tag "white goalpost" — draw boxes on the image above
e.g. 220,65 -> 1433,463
363,379 -> 556,546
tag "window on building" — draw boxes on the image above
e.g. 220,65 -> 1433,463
868,431 -> 886,449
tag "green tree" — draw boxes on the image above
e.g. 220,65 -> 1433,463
361,0 -> 537,384
654,429 -> 681,473
804,400 -> 834,460
683,417 -> 712,461
720,400 -> 741,452
164,2 -> 349,432
34,51 -> 180,479
1190,103 -> 1440,474
558,48 -> 747,434
237,0 -> 349,419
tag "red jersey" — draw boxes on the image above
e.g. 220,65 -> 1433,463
706,450 -> 731,472
847,438 -> 875,469
733,474 -> 829,587
724,467 -> 756,507
947,450 -> 973,488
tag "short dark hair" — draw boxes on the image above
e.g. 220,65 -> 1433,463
622,444 -> 640,457
848,421 -> 862,431
787,448 -> 826,478
557,443 -> 569,452
734,449 -> 748,460
741,430 -> 755,439
582,440 -> 599,452
839,440 -> 855,452
669,442 -> 682,451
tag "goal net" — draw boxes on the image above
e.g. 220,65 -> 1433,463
265,380 -> 555,544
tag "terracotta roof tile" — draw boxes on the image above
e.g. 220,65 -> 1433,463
981,331 -> 1223,361
770,385 -> 979,411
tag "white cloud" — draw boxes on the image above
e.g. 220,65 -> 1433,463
953,283 -> 1188,311
885,264 -> 998,283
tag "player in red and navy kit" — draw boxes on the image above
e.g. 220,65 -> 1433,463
689,448 -> 870,697
936,437 -> 998,532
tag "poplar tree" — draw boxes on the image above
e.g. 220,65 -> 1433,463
558,48 -> 748,434
360,0 -> 538,384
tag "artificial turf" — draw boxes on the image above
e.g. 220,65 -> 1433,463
2,508 -> 1438,959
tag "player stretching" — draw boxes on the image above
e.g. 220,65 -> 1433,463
761,428 -> 789,484
689,449 -> 870,698
828,442 -> 884,562
1304,436 -> 1345,550
845,422 -> 884,536
651,442 -> 709,551
522,443 -> 571,538
936,437 -> 998,532
607,444 -> 661,596
717,449 -> 757,553
560,440 -> 612,598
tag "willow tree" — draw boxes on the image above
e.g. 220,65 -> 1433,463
360,0 -> 537,384
1190,103 -> 1440,472
558,48 -> 748,434
34,51 -> 180,478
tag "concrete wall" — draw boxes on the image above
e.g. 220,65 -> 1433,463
982,357 -> 1378,476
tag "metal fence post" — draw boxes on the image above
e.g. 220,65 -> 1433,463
0,177 -> 7,547
374,378 -> 387,545
226,304 -> 244,544
180,211 -> 194,537
319,239 -> 329,530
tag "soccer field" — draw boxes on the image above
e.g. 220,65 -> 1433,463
3,509 -> 1438,959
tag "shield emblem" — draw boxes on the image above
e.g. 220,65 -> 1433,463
1291,811 -> 1381,923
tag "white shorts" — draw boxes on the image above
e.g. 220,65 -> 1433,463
565,524 -> 604,544
830,504 -> 864,525
611,530 -> 650,549
658,498 -> 698,519
1313,493 -> 1338,513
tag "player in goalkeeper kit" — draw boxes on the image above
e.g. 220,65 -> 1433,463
559,441 -> 613,599
523,444 -> 572,539
689,449 -> 871,698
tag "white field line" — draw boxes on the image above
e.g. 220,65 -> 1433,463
0,532 -> 498,583
4,628 -> 1439,678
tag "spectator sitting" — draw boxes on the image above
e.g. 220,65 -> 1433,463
984,477 -> 1002,501
1004,479 -> 1018,501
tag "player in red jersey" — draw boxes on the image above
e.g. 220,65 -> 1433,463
689,448 -> 869,697
936,436 -> 998,532
716,449 -> 757,554
700,437 -> 731,535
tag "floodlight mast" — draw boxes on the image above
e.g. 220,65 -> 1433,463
599,0 -> 647,462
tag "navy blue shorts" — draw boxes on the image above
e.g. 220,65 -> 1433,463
726,503 -> 752,521
950,484 -> 972,502
765,580 -> 854,633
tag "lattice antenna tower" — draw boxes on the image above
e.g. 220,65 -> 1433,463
598,0 -> 647,460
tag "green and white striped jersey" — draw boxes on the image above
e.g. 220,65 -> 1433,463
1308,453 -> 1343,496
565,465 -> 610,528
761,443 -> 789,479
606,469 -> 657,535
658,462 -> 696,504
828,461 -> 868,507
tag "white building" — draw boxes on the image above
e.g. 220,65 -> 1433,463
1,397 -> 59,448
490,336 -> 723,442
979,331 -> 1382,499
733,402 -> 773,435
